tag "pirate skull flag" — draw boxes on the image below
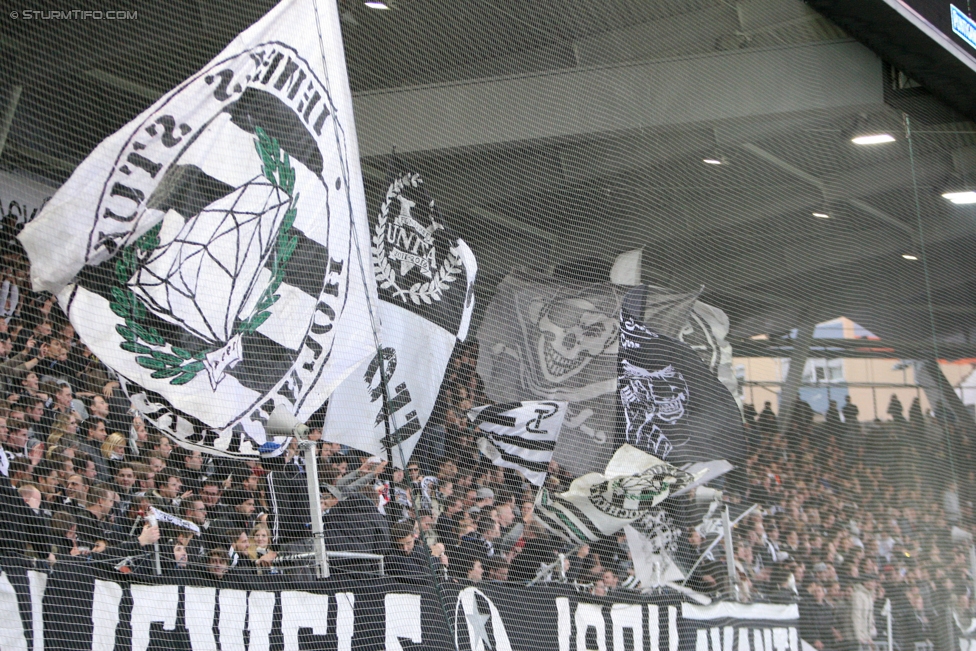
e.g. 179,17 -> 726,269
475,267 -> 738,476
645,285 -> 739,402
475,272 -> 626,475
323,158 -> 476,466
18,0 -> 378,457
616,312 -> 745,466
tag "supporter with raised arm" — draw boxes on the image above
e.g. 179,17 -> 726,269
336,456 -> 388,496
260,440 -> 309,546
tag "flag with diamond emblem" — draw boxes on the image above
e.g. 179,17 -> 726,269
17,0 -> 378,458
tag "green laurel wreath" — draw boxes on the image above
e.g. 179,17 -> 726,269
110,126 -> 298,385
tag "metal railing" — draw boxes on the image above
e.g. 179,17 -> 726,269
274,551 -> 385,576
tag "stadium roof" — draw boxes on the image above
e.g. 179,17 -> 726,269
2,0 -> 976,354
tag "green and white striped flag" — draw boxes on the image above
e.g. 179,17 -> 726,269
534,444 -> 698,544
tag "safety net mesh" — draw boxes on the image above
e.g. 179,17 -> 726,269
0,1 -> 974,650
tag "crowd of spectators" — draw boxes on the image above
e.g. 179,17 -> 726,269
714,397 -> 976,651
0,226 -> 974,651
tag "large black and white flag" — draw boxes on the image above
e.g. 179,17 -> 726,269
475,272 -> 625,476
645,284 -> 739,402
18,0 -> 378,457
475,264 -> 737,476
616,312 -> 745,466
323,161 -> 477,465
533,444 -> 697,545
467,401 -> 566,486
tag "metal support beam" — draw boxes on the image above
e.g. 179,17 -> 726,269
740,142 -> 917,236
353,41 -> 883,157
723,506 -> 740,602
302,440 -> 329,578
0,85 -> 23,160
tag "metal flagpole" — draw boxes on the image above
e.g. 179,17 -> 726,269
374,151 -> 408,471
301,432 -> 329,578
377,350 -> 404,467
307,0 -> 402,470
682,504 -> 758,586
529,544 -> 581,586
722,506 -> 739,602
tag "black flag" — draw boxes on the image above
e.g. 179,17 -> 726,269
615,310 -> 745,467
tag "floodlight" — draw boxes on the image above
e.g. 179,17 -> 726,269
851,134 -> 895,145
942,190 -> 976,204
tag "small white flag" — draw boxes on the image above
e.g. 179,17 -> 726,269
468,401 -> 566,486
534,444 -> 699,544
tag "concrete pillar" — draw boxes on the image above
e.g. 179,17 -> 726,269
779,319 -> 816,433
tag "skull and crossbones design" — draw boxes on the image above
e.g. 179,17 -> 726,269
619,359 -> 689,458
528,291 -> 618,384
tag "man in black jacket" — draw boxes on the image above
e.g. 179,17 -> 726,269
75,483 -> 160,562
799,582 -> 837,651
9,482 -> 52,557
321,484 -> 391,557
508,521 -> 559,584
112,463 -> 137,528
75,483 -> 116,549
386,521 -> 430,580
260,439 -> 309,546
